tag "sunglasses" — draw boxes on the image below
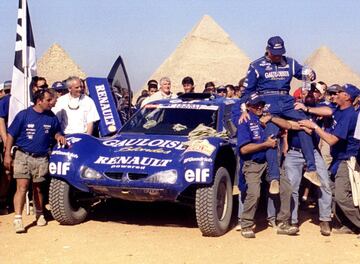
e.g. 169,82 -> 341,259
217,89 -> 227,93
38,84 -> 49,89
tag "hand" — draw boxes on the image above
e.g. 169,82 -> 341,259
239,111 -> 250,124
3,153 -> 12,171
298,119 -> 316,129
260,114 -> 272,126
56,135 -> 67,147
264,134 -> 277,148
294,102 -> 306,111
309,70 -> 316,81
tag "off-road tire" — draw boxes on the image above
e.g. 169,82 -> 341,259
49,178 -> 88,225
195,167 -> 233,237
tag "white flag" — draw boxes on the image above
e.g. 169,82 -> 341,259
9,0 -> 37,126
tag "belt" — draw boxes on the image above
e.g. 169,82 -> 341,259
17,148 -> 48,158
258,90 -> 289,96
289,146 -> 302,153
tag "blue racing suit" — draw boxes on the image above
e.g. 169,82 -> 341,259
243,55 -> 316,181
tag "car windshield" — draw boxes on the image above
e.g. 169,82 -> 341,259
120,104 -> 218,135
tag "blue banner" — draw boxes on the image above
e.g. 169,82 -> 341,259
86,77 -> 122,136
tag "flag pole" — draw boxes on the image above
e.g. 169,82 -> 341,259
23,0 -> 29,108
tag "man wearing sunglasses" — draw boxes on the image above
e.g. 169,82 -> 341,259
300,84 -> 360,237
4,89 -> 66,233
52,76 -> 100,135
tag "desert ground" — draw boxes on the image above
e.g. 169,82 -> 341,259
0,199 -> 359,264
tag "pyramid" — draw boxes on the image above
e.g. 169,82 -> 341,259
137,15 -> 251,97
291,46 -> 360,91
37,43 -> 86,86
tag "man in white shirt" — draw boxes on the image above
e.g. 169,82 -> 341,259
141,77 -> 176,107
52,76 -> 100,135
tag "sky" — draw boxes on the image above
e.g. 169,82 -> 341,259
1,0 -> 360,92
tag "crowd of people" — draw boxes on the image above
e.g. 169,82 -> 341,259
0,35 -> 360,239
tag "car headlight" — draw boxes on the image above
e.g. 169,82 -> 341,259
81,167 -> 103,180
145,169 -> 178,184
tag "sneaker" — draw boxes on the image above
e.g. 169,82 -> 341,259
269,180 -> 280,194
277,221 -> 299,235
333,225 -> 355,234
235,220 -> 242,231
304,171 -> 321,187
268,219 -> 277,228
13,218 -> 25,233
241,227 -> 255,238
320,221 -> 331,236
36,215 -> 47,226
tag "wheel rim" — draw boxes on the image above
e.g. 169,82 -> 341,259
216,177 -> 228,221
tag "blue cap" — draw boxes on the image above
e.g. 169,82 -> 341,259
267,36 -> 286,56
52,81 -> 66,91
247,93 -> 265,105
340,84 -> 360,101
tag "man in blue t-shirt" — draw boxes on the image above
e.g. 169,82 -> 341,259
4,89 -> 66,233
300,84 -> 360,236
237,93 -> 298,238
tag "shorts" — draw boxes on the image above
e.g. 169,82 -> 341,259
13,150 -> 49,183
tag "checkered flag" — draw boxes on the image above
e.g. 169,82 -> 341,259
9,0 -> 37,126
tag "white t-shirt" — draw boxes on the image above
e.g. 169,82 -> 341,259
141,90 -> 177,107
52,93 -> 100,134
354,113 -> 360,140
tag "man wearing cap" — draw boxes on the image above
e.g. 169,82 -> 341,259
52,81 -> 68,98
141,77 -> 176,107
237,93 -> 298,238
241,36 -> 319,192
300,84 -> 360,236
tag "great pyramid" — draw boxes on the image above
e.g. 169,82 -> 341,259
37,43 -> 86,86
138,15 -> 251,97
305,46 -> 360,87
291,45 -> 360,91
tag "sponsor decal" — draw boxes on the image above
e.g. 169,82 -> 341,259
49,162 -> 71,175
162,104 -> 218,110
118,146 -> 171,154
94,156 -> 172,167
95,84 -> 116,132
51,150 -> 79,159
183,157 -> 213,164
184,139 -> 215,156
43,124 -> 51,134
264,71 -> 290,79
66,137 -> 82,144
102,138 -> 185,150
185,168 -> 210,183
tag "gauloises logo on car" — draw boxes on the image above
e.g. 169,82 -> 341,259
102,139 -> 186,150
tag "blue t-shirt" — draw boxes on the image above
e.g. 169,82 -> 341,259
0,94 -> 10,123
330,106 -> 360,161
237,112 -> 266,162
8,107 -> 62,156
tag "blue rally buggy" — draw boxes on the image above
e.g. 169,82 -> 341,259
49,87 -> 241,237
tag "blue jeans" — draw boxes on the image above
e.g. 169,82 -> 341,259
284,149 -> 332,224
263,94 -> 316,181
